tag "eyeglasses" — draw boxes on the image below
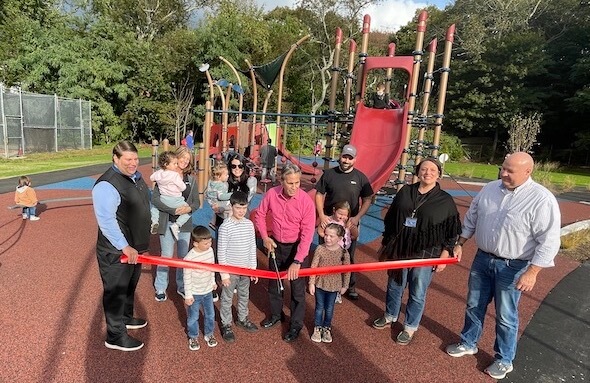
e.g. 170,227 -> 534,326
230,164 -> 244,169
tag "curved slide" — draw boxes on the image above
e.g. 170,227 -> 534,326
349,104 -> 408,192
276,104 -> 406,190
277,144 -> 327,176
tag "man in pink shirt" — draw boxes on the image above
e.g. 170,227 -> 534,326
254,163 -> 315,342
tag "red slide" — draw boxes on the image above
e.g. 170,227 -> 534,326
348,103 -> 408,192
277,141 -> 328,176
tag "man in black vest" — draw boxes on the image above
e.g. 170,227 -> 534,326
92,141 -> 151,351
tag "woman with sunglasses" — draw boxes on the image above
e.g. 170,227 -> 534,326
213,153 -> 258,228
227,153 -> 257,202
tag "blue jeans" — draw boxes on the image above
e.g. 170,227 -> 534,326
459,250 -> 529,364
22,206 -> 37,217
154,221 -> 190,295
186,292 -> 215,338
314,288 -> 338,328
384,266 -> 434,331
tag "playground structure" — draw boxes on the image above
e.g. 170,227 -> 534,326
196,11 -> 455,202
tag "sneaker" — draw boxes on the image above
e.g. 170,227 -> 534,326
395,330 -> 413,345
204,335 -> 218,348
105,334 -> 144,352
485,360 -> 514,379
446,343 -> 479,358
346,287 -> 359,300
155,292 -> 167,302
221,325 -> 235,343
335,292 -> 342,304
176,290 -> 185,299
212,291 -> 219,302
125,318 -> 148,330
150,222 -> 159,234
236,318 -> 259,333
29,216 -> 40,221
372,316 -> 394,330
170,223 -> 180,240
188,337 -> 200,351
22,214 -> 28,220
321,327 -> 333,343
311,326 -> 322,343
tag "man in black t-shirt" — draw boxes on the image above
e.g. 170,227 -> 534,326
315,144 -> 374,300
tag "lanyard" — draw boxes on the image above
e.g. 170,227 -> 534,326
411,189 -> 432,218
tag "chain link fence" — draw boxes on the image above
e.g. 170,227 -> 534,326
0,84 -> 92,158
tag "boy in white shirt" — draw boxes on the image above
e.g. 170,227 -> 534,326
183,225 -> 218,350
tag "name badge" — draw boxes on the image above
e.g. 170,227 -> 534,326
404,217 -> 417,228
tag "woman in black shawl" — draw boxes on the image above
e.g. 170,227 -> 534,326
372,159 -> 461,345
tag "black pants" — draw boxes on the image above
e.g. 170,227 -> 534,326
97,250 -> 142,342
268,240 -> 307,331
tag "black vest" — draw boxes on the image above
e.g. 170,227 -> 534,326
95,166 -> 151,254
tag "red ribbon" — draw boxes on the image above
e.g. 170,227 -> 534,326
122,254 -> 458,280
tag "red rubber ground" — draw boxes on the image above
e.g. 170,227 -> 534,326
0,166 -> 586,383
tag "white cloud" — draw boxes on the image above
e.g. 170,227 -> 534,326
365,0 -> 428,32
253,0 -> 450,32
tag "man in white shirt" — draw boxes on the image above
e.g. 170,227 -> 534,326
446,152 -> 561,380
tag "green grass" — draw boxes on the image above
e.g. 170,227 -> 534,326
443,161 -> 590,189
0,145 -> 153,179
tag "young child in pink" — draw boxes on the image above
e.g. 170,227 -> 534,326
150,151 -> 190,239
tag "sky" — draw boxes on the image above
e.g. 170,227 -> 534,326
254,0 -> 453,32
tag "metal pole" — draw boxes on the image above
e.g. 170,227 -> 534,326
79,98 -> 84,149
413,38 -> 438,182
277,35 -> 311,150
203,100 -> 213,187
88,100 -> 93,149
324,28 -> 343,170
222,84 -> 232,153
0,84 -> 7,158
354,15 -> 371,106
54,94 -> 58,152
245,59 -> 258,158
385,43 -> 396,95
431,24 -> 455,158
219,56 -> 244,152
343,39 -> 356,114
396,10 -> 428,188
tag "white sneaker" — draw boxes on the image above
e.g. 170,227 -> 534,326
29,216 -> 40,221
22,214 -> 28,220
170,223 -> 180,240
335,292 -> 342,304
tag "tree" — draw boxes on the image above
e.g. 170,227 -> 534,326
506,112 -> 542,153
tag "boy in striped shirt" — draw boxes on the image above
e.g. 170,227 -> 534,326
183,226 -> 218,350
217,191 -> 259,343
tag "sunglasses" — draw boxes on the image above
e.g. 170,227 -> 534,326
230,164 -> 244,169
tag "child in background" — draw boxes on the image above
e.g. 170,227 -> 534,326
205,162 -> 232,230
317,201 -> 358,303
317,201 -> 358,251
183,226 -> 218,351
309,223 -> 351,343
150,151 -> 190,239
370,82 -> 390,109
14,176 -> 40,221
217,191 -> 259,343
